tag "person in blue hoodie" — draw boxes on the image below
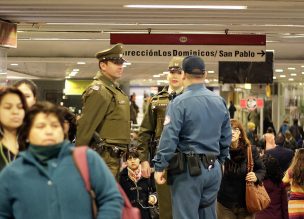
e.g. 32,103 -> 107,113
0,101 -> 123,219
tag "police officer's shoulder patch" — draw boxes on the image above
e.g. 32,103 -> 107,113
164,115 -> 170,125
91,85 -> 100,91
88,81 -> 105,92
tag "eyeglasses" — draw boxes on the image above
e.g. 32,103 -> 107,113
169,68 -> 182,74
108,58 -> 125,65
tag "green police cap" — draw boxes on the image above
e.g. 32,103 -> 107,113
95,43 -> 125,62
168,57 -> 184,69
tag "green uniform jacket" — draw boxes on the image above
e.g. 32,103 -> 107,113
76,72 -> 130,147
138,87 -> 171,161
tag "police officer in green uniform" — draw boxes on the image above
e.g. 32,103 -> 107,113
138,57 -> 184,219
76,44 -> 150,178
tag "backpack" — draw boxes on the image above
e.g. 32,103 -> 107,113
72,146 -> 141,219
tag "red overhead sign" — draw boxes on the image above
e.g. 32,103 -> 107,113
111,33 -> 266,45
110,34 -> 266,62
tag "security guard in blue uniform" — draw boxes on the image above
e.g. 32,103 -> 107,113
153,56 -> 232,219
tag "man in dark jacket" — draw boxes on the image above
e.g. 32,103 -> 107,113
265,132 -> 294,173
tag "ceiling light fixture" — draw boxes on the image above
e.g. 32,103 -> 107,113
77,62 -> 86,65
288,78 -> 294,81
291,73 -> 297,76
124,5 -> 247,10
10,63 -> 19,66
280,75 -> 286,78
288,67 -> 296,70
244,84 -> 251,90
275,69 -> 283,73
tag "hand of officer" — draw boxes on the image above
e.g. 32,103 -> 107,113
245,171 -> 257,182
141,161 -> 151,178
154,171 -> 166,184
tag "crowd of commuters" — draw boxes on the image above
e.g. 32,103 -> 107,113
0,43 -> 303,219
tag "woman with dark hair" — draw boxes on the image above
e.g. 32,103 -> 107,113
0,87 -> 27,171
0,101 -> 123,219
217,119 -> 266,219
256,155 -> 288,219
13,79 -> 38,108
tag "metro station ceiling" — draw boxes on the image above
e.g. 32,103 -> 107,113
0,0 -> 304,85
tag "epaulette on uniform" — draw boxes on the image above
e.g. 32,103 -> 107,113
82,81 -> 105,100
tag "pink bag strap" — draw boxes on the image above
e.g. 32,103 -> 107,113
73,146 -> 91,192
73,146 -> 138,218
73,146 -> 98,219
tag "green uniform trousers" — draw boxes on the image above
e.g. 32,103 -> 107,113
100,149 -> 121,179
156,178 -> 173,219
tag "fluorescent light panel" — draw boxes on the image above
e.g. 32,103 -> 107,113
124,5 -> 247,10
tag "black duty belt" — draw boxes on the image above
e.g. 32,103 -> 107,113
91,143 -> 125,158
187,153 -> 217,170
103,145 -> 125,158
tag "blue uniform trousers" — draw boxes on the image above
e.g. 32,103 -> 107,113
170,160 -> 222,219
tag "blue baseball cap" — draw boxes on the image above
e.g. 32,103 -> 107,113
182,56 -> 206,75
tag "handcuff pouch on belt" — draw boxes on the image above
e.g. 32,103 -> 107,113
187,153 -> 201,176
201,154 -> 216,170
186,153 -> 217,176
167,150 -> 185,175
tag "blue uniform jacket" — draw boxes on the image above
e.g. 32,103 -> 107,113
153,84 -> 232,172
0,141 -> 123,219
